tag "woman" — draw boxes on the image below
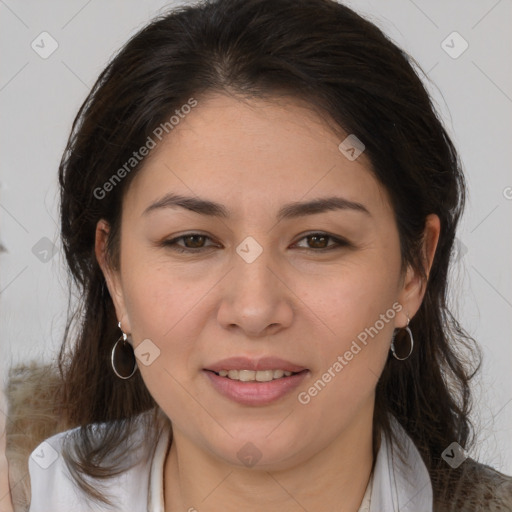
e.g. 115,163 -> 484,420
7,0 -> 512,510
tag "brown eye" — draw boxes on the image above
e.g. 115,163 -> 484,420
307,234 -> 330,249
181,234 -> 207,248
294,232 -> 350,251
162,233 -> 217,253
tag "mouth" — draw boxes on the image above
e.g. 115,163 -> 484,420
205,368 -> 306,382
203,367 -> 309,406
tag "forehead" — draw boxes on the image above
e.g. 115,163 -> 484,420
123,92 -> 391,221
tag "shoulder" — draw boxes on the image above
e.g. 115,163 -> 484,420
27,413 -> 157,512
433,458 -> 512,511
27,428 -> 81,510
463,459 -> 512,509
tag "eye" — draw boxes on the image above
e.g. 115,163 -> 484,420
293,232 -> 350,251
161,233 -> 218,253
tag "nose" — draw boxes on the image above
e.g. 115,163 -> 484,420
216,246 -> 294,338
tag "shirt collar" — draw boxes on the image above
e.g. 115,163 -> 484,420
148,414 -> 170,512
148,414 -> 433,512
369,415 -> 433,511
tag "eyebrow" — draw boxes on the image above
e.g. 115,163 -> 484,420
142,193 -> 371,221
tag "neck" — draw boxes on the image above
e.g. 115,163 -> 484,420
163,405 -> 376,512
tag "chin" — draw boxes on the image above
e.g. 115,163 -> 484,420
207,430 -> 310,471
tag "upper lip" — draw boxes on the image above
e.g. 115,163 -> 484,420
205,356 -> 307,373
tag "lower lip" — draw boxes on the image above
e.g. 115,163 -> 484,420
203,370 -> 309,406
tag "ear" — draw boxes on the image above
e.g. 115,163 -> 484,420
396,214 -> 441,327
95,219 -> 132,333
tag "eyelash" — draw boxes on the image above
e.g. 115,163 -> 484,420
161,232 -> 351,253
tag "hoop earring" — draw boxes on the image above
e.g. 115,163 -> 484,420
391,316 -> 414,361
111,321 -> 138,380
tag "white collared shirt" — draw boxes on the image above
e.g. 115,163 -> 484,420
28,413 -> 432,511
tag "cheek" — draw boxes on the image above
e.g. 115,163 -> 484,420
123,275 -> 204,380
304,252 -> 400,343
118,244 -> 220,407
120,267 -> 202,419
298,253 -> 401,407
120,242 -> 207,341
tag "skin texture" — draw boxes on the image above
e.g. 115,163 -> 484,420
96,92 -> 440,512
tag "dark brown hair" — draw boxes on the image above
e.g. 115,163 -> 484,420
53,0 -> 482,507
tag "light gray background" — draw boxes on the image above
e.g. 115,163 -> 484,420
1,0 -> 511,474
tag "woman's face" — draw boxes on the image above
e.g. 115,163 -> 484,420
98,92 -> 431,470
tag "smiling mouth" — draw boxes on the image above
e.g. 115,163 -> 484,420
207,369 -> 306,382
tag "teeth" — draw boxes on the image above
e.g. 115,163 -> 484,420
216,369 -> 297,381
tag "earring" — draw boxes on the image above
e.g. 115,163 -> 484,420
390,316 -> 414,361
111,321 -> 138,380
